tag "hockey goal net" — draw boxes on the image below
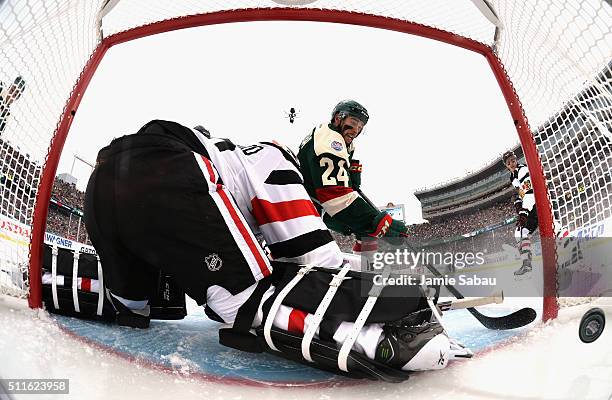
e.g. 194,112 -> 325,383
0,1 -> 610,321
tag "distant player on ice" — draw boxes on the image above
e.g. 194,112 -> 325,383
503,150 -> 537,276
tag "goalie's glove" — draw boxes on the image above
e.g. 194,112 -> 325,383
370,211 -> 409,238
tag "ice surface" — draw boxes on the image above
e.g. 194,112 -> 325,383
1,295 -> 611,400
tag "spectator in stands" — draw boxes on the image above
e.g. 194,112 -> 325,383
52,179 -> 86,209
0,76 -> 26,135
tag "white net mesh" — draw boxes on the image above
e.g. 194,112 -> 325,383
0,0 -> 101,298
0,0 -> 610,316
101,0 -> 496,44
493,0 -> 612,234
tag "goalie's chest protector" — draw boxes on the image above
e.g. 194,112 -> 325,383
198,135 -> 343,270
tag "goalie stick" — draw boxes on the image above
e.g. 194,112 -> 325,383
356,189 -> 537,330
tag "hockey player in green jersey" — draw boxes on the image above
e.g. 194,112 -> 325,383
297,100 -> 408,239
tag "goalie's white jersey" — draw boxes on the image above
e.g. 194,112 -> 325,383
193,129 -> 343,269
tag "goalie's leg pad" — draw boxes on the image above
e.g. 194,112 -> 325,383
41,241 -> 187,325
236,262 -> 430,382
264,261 -> 428,326
41,243 -> 116,322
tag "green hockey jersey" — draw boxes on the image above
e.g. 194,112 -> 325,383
297,123 -> 379,236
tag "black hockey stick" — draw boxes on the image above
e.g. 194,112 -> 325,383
356,189 -> 537,330
422,263 -> 536,330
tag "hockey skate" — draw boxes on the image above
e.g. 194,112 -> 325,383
513,259 -> 532,281
374,318 -> 473,371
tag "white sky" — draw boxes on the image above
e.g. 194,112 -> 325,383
60,21 -> 519,223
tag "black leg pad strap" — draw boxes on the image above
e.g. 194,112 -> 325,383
108,295 -> 150,329
218,276 -> 272,353
218,329 -> 264,353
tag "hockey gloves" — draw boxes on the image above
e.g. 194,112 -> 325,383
390,219 -> 410,237
349,160 -> 362,190
323,213 -> 354,236
370,211 -> 409,238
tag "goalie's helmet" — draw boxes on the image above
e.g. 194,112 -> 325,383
502,150 -> 516,164
331,100 -> 369,125
193,125 -> 211,138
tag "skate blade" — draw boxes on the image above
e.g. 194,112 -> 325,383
513,272 -> 533,281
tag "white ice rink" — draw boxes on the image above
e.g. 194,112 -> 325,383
1,295 -> 611,400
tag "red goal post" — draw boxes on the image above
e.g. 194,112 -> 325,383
0,1 -> 610,322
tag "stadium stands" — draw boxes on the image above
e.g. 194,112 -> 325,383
46,179 -> 89,244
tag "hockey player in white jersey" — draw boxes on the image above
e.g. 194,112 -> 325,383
503,150 -> 538,276
84,119 -> 471,381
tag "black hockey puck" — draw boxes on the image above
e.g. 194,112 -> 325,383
579,308 -> 606,344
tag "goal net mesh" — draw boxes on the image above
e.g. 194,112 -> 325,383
0,0 -> 610,317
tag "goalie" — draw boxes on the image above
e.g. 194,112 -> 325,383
84,119 -> 471,382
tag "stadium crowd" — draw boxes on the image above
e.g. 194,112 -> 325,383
0,159 -> 522,252
0,139 -> 39,224
51,179 -> 85,209
46,179 -> 89,244
42,175 -> 521,251
329,199 -> 517,254
407,201 -> 514,242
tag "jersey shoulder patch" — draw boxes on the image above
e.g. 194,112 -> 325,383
312,124 -> 349,160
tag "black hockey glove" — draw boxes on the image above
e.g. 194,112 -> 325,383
370,212 -> 409,238
389,219 -> 409,237
349,159 -> 362,190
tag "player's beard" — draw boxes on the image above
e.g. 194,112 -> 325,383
341,124 -> 359,144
